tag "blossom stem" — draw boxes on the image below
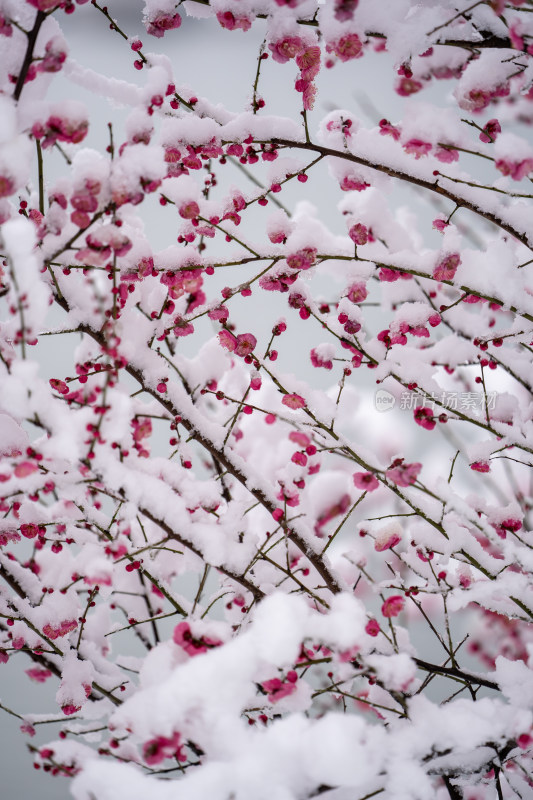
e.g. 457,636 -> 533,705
427,1 -> 487,37
35,138 -> 44,215
228,157 -> 292,214
252,39 -> 266,114
321,494 -> 366,555
76,586 -> 99,650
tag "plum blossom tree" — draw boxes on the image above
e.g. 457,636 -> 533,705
1,0 -> 533,798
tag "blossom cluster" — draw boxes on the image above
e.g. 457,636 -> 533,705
0,1 -> 533,799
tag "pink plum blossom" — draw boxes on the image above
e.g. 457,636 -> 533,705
365,619 -> 380,636
327,33 -> 363,62
0,175 -> 15,198
414,407 -> 436,430
348,223 -> 368,245
282,393 -> 306,409
145,11 -> 182,38
14,461 -> 38,478
492,517 -> 522,539
379,119 -> 401,140
495,158 -> 533,181
218,330 -> 237,351
310,348 -> 333,370
480,119 -> 501,143
340,174 -> 370,191
173,622 -> 222,656
39,37 -> 67,73
217,11 -> 251,32
0,15 -> 12,36
42,620 -> 78,640
353,472 -> 379,492
381,595 -> 404,617
20,723 -> 35,737
403,139 -> 432,158
386,460 -> 421,487
433,253 -> 460,281
32,114 -> 88,149
234,333 -> 257,357
296,47 -> 321,81
20,524 -> 40,539
262,671 -> 298,702
179,201 -> 200,219
289,431 -> 310,447
143,732 -> 187,765
432,217 -> 449,232
62,704 -> 81,716
434,147 -> 459,163
374,527 -> 401,551
286,248 -> 317,270
346,282 -> 368,303
334,0 -> 359,20
268,36 -> 305,63
396,77 -> 423,96
26,668 -> 52,683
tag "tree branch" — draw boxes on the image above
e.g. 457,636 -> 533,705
414,657 -> 499,691
271,139 -> 533,250
13,11 -> 45,103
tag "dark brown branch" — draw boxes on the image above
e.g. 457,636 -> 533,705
443,776 -> 464,800
0,618 -> 63,683
13,11 -> 45,102
46,290 -> 343,598
182,0 -> 318,26
168,0 -> 521,46
438,34 -> 517,50
414,657 -> 499,691
271,139 -> 532,250
138,506 -> 265,603
0,563 -> 28,601
0,566 -> 121,707
128,369 -> 343,596
47,292 -> 341,600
